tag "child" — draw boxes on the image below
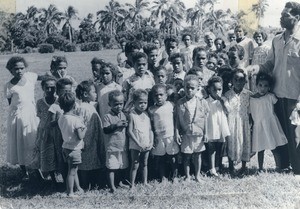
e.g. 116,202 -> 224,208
122,52 -> 155,112
206,53 -> 218,73
214,38 -> 227,54
180,33 -> 195,70
36,75 -> 58,184
75,80 -> 103,190
90,57 -> 104,84
143,43 -> 159,74
117,38 -> 127,67
176,75 -> 209,182
224,69 -> 252,173
4,56 -> 47,180
205,76 -> 231,176
186,67 -> 208,99
154,66 -> 168,85
217,53 -> 229,68
103,90 -> 129,193
149,84 -> 179,181
58,92 -> 86,197
153,38 -> 163,62
96,62 -> 122,120
168,52 -> 186,84
128,89 -> 153,188
227,30 -> 237,43
159,35 -> 179,76
217,65 -> 234,94
227,44 -> 245,69
249,73 -> 287,171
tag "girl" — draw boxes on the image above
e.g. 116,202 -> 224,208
36,75 -> 58,184
96,62 -> 122,120
75,80 -> 103,190
205,76 -> 231,176
90,57 -> 104,84
128,89 -> 153,188
250,72 -> 288,171
4,56 -> 46,180
176,75 -> 209,182
214,38 -> 226,54
224,69 -> 252,173
148,84 -> 179,182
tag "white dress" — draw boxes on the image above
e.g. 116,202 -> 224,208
250,93 -> 288,152
4,72 -> 39,166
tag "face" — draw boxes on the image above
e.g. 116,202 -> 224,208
184,80 -> 198,99
153,39 -> 161,48
280,7 -> 299,30
228,34 -> 236,42
10,62 -> 26,79
166,41 -> 178,56
209,82 -> 223,99
85,85 -> 97,102
206,57 -> 217,71
235,28 -> 244,39
101,67 -> 113,84
92,63 -> 102,79
257,80 -> 270,96
155,70 -> 167,84
148,49 -> 158,66
217,58 -> 226,68
56,62 -> 68,78
172,57 -> 184,73
43,80 -> 56,97
228,49 -> 239,64
232,72 -> 246,92
193,51 -> 207,68
154,88 -> 167,106
110,95 -> 124,113
134,57 -> 148,76
57,84 -> 72,96
205,36 -> 214,47
183,35 -> 192,47
215,39 -> 223,51
134,95 -> 148,112
120,42 -> 126,51
196,71 -> 204,87
254,34 -> 264,46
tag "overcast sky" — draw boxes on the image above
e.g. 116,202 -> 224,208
15,0 -> 298,28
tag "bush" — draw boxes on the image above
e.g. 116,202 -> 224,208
45,34 -> 68,50
23,46 -> 33,53
38,44 -> 54,53
62,43 -> 77,52
80,42 -> 102,51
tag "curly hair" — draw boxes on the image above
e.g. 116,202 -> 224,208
6,56 -> 28,71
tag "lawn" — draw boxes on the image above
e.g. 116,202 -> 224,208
0,50 -> 300,209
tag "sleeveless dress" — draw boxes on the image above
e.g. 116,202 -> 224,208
4,72 -> 39,166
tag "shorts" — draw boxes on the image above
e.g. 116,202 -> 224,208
106,151 -> 129,170
63,148 -> 82,165
152,136 -> 179,156
181,135 -> 205,154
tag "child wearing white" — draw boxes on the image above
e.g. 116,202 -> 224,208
290,96 -> 300,158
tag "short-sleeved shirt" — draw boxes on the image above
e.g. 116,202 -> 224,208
58,114 -> 85,150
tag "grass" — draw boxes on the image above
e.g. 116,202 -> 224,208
0,50 -> 300,209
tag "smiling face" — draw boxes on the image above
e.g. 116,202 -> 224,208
257,80 -> 270,96
134,57 -> 148,76
10,62 -> 26,79
280,7 -> 299,30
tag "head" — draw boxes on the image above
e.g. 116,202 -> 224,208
187,67 -> 204,87
231,69 -> 247,93
119,38 -> 127,52
207,76 -> 223,99
143,43 -> 159,66
184,75 -> 199,99
169,52 -> 185,73
50,56 -> 68,78
173,78 -> 184,92
192,47 -> 207,69
132,89 -> 148,112
152,84 -> 168,106
58,92 -> 76,113
153,38 -> 162,49
6,56 -> 28,79
75,80 -> 97,102
214,38 -> 226,51
100,62 -> 118,85
91,57 -> 104,80
56,78 -> 73,96
164,35 -> 179,56
182,33 -> 193,47
132,52 -> 148,76
204,33 -> 215,48
256,72 -> 274,96
206,53 -> 218,72
227,30 -> 236,42
125,41 -> 142,66
217,53 -> 229,68
108,90 -> 124,114
253,31 -> 268,46
228,45 -> 245,65
217,65 -> 234,93
234,25 -> 246,40
280,2 -> 300,30
154,66 -> 168,84
41,75 -> 57,97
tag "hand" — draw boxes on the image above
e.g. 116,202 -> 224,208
175,135 -> 182,145
116,120 -> 128,128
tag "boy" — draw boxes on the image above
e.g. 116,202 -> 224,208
168,52 -> 186,84
143,43 -> 160,74
160,35 -> 180,76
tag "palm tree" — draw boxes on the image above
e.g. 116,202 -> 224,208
125,0 -> 149,30
251,0 -> 269,22
203,9 -> 229,36
62,6 -> 78,43
40,4 -> 64,35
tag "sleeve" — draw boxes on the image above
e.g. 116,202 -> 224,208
102,114 -> 111,128
259,39 -> 275,73
48,104 -> 56,114
4,83 -> 12,99
270,93 -> 278,104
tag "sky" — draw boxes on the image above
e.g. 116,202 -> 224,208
14,0 -> 300,28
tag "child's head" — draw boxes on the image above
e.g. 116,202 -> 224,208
132,89 -> 148,112
234,25 -> 247,40
143,43 -> 159,66
58,92 -> 76,113
152,84 -> 167,106
164,35 -> 179,56
132,52 -> 148,76
119,38 -> 127,52
6,56 -> 28,79
182,33 -> 193,47
207,76 -> 223,99
75,80 -> 97,102
231,68 -> 247,92
41,75 -> 57,97
217,53 -> 229,68
227,30 -> 236,42
125,41 -> 142,65
204,32 -> 215,48
169,52 -> 185,73
217,65 -> 233,93
108,90 -> 124,113
56,78 -> 73,96
100,62 -> 118,85
173,78 -> 184,92
214,38 -> 226,51
50,56 -> 68,78
154,66 -> 168,84
187,67 -> 204,87
206,53 -> 218,72
192,47 -> 207,68
253,31 -> 268,46
256,72 -> 273,96
153,38 -> 162,49
184,75 -> 199,99
228,45 -> 245,65
91,57 -> 104,80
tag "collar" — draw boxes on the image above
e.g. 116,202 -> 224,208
109,110 -> 122,117
280,24 -> 300,40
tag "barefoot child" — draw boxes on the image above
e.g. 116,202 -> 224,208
128,89 -> 154,188
58,92 -> 86,197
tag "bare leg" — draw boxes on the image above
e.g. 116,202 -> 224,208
193,153 -> 202,181
168,154 -> 178,180
108,169 -> 116,192
183,154 -> 191,181
74,167 -> 83,193
258,151 -> 264,171
130,150 -> 140,188
67,164 -> 76,195
141,151 -> 150,185
271,148 -> 281,170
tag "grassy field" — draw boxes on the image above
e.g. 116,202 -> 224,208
0,50 -> 300,209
